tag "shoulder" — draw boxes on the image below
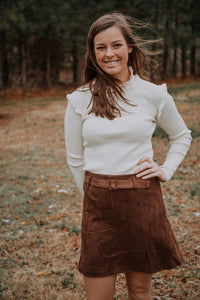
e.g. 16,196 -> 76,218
132,76 -> 174,119
66,84 -> 92,116
136,76 -> 167,99
135,76 -> 171,108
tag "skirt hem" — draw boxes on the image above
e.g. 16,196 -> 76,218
78,260 -> 183,277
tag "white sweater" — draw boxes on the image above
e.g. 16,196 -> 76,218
64,73 -> 192,196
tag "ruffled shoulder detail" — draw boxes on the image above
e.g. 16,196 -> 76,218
66,87 -> 92,117
66,91 -> 82,116
160,83 -> 167,92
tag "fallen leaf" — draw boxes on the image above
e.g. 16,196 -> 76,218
2,219 -> 10,223
57,189 -> 68,194
194,212 -> 200,217
36,271 -> 51,277
71,236 -> 78,248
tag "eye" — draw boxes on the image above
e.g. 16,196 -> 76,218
96,46 -> 105,50
113,43 -> 122,48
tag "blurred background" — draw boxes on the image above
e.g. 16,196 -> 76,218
0,0 -> 200,90
0,2 -> 200,299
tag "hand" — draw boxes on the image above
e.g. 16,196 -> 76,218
134,156 -> 167,182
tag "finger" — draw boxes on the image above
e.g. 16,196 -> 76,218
141,170 -> 160,179
134,164 -> 153,174
136,168 -> 157,178
137,156 -> 151,165
137,156 -> 152,165
141,174 -> 157,179
141,169 -> 163,180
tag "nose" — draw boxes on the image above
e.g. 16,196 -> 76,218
105,47 -> 114,57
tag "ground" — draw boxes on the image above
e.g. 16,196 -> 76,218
0,81 -> 199,299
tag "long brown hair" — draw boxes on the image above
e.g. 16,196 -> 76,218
85,12 -> 158,120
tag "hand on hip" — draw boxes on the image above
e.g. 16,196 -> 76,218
134,156 -> 167,182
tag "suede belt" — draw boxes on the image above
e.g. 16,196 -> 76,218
84,174 -> 150,190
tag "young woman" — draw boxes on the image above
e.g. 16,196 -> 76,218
64,13 -> 192,300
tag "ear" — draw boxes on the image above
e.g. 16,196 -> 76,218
128,48 -> 132,54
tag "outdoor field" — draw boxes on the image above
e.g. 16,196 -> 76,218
0,82 -> 199,299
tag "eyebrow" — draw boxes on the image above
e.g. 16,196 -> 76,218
95,39 -> 123,46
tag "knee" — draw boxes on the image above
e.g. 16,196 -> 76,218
126,271 -> 152,300
128,287 -> 151,300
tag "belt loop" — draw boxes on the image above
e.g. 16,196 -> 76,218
85,173 -> 92,185
88,175 -> 91,186
84,174 -> 92,192
132,176 -> 136,188
109,180 -> 118,190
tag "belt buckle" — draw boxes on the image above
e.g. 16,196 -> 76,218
109,180 -> 118,190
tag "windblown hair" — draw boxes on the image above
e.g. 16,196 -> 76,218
85,12 -> 158,120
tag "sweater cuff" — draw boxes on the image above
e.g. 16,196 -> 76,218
160,165 -> 174,181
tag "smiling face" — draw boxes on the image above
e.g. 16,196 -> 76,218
94,26 -> 132,82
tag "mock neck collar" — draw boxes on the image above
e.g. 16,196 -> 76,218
122,68 -> 138,90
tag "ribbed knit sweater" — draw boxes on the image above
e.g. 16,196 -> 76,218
64,72 -> 192,196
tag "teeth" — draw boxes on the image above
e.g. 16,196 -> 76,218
105,61 -> 118,65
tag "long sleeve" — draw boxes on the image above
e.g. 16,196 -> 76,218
157,85 -> 192,180
64,101 -> 85,196
64,77 -> 192,189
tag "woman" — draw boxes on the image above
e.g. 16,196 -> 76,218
64,13 -> 192,300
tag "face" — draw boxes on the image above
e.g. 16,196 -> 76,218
94,26 -> 132,82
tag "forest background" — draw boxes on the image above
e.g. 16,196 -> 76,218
0,0 -> 200,299
0,0 -> 200,91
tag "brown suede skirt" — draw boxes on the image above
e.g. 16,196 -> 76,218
78,171 -> 184,277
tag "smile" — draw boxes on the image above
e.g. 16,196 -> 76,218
104,60 -> 120,66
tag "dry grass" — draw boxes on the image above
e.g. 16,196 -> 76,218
0,83 -> 199,299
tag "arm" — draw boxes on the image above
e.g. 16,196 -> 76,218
64,101 -> 85,196
156,91 -> 192,180
134,86 -> 192,181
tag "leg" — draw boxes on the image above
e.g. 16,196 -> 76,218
84,274 -> 117,300
125,271 -> 152,300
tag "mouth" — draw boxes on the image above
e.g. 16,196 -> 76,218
104,60 -> 120,66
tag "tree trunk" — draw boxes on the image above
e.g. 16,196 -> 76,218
172,46 -> 177,78
45,46 -> 51,89
0,38 -> 3,91
150,42 -> 156,81
163,40 -> 169,80
73,43 -> 82,86
181,44 -> 186,78
190,17 -> 196,76
190,45 -> 196,75
20,38 -> 27,89
172,11 -> 179,78
150,8 -> 158,81
162,19 -> 169,80
0,30 -> 8,90
3,50 -> 8,88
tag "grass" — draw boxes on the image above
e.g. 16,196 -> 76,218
168,82 -> 200,96
153,126 -> 169,140
0,81 -> 199,299
190,183 -> 200,197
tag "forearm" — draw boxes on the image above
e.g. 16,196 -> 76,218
64,101 -> 85,196
160,130 -> 192,180
157,87 -> 192,180
68,164 -> 85,197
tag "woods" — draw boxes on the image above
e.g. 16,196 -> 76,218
0,2 -> 199,298
0,0 -> 200,90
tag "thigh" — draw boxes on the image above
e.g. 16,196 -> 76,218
84,274 -> 117,300
125,271 -> 152,294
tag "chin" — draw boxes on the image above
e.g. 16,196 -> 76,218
104,68 -> 120,76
